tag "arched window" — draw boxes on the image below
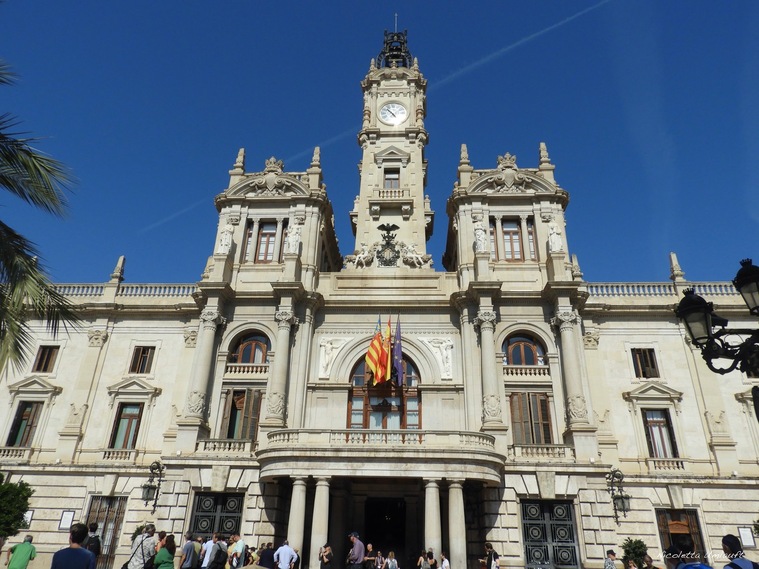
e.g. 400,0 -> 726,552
503,334 -> 546,366
348,358 -> 420,430
230,334 -> 270,364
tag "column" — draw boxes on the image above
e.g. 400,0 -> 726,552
448,481 -> 467,569
288,477 -> 308,552
331,489 -> 348,566
185,308 -> 226,418
246,219 -> 260,262
273,217 -> 285,262
424,479 -> 442,557
550,311 -> 588,427
519,215 -> 530,259
494,216 -> 505,261
310,478 -> 331,569
263,308 -> 297,426
476,309 -> 503,426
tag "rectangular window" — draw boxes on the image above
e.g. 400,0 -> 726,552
656,509 -> 705,561
488,220 -> 497,260
502,220 -> 523,261
632,348 -> 659,378
6,401 -> 43,447
32,346 -> 59,373
511,393 -> 552,445
256,223 -> 277,263
526,220 -> 536,260
129,346 -> 155,374
220,389 -> 262,440
109,403 -> 143,449
383,169 -> 400,189
643,409 -> 678,458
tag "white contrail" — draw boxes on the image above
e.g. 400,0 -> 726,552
432,0 -> 612,90
138,198 -> 208,234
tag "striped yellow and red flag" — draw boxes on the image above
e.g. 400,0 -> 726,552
365,316 -> 388,384
382,315 -> 392,383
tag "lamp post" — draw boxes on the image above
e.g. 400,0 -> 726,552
141,461 -> 165,514
674,259 -> 759,423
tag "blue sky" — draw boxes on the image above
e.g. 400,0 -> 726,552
3,1 -> 759,284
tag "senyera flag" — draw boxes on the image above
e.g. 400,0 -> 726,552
365,316 -> 388,384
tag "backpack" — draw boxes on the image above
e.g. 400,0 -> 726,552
84,534 -> 102,557
209,546 -> 228,569
422,559 -> 431,569
683,563 -> 713,569
727,562 -> 759,569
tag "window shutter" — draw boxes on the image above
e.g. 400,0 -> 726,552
656,509 -> 671,549
642,411 -> 655,456
219,389 -> 233,438
536,394 -> 552,444
245,390 -> 262,442
665,410 -> 679,458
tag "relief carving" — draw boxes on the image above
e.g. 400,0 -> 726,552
482,394 -> 502,422
88,329 -> 109,347
566,395 -> 588,421
186,390 -> 206,416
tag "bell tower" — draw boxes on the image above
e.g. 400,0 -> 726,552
348,31 -> 435,269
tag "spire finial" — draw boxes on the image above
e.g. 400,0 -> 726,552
232,148 -> 245,173
669,252 -> 685,282
311,146 -> 321,168
394,13 -> 398,33
110,255 -> 125,283
539,142 -> 551,166
459,144 -> 470,165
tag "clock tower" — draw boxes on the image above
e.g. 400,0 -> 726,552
348,31 -> 435,269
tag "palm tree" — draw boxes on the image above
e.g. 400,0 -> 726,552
0,59 -> 79,372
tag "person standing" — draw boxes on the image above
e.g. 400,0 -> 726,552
201,534 -> 218,568
83,523 -> 101,560
273,540 -> 297,569
50,522 -> 96,569
643,555 -> 661,569
479,543 -> 499,569
348,533 -> 365,569
604,550 -> 618,569
383,552 -> 398,569
180,532 -> 200,568
722,534 -> 754,569
440,552 -> 450,569
259,543 -> 275,569
364,544 -> 376,569
129,524 -> 157,569
230,534 -> 247,568
207,535 -> 229,569
319,544 -> 333,569
5,535 -> 35,569
155,535 -> 177,569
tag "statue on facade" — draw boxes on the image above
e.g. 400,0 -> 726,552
285,223 -> 302,255
216,224 -> 234,255
548,223 -> 563,253
474,220 -> 487,253
425,338 -> 454,378
401,243 -> 430,268
353,242 -> 375,268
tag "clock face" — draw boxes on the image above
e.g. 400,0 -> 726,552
379,103 -> 408,126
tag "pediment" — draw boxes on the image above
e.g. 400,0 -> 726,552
623,381 -> 683,413
374,146 -> 411,166
224,172 -> 309,199
107,377 -> 162,397
8,375 -> 63,395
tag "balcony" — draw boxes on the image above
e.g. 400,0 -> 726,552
101,449 -> 137,462
196,439 -> 255,455
503,365 -> 550,379
646,457 -> 686,471
0,446 -> 32,463
258,429 -> 505,484
224,362 -> 269,378
509,444 -> 574,462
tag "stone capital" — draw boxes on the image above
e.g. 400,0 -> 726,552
474,310 -> 497,331
551,310 -> 579,332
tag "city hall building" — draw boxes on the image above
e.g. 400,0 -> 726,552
1,32 -> 757,569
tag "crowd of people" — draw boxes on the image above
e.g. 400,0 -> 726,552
5,524 -> 757,569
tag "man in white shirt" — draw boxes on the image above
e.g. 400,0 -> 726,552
201,534 -> 218,568
274,540 -> 298,569
441,552 -> 450,569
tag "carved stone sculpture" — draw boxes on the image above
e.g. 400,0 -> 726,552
567,395 -> 588,421
216,224 -> 234,255
483,394 -> 502,421
474,220 -> 487,253
285,223 -> 302,254
186,390 -> 206,416
548,223 -> 564,253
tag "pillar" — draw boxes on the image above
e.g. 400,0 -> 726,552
176,308 -> 225,452
424,479 -> 442,557
246,219 -> 260,262
551,309 -> 598,459
263,308 -> 297,426
310,478 -> 330,569
331,489 -> 348,566
475,309 -> 503,426
447,481 -> 466,569
274,217 -> 285,262
288,477 -> 308,551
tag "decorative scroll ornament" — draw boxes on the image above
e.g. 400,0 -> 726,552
704,410 -> 727,435
567,395 -> 588,421
490,152 -> 529,192
242,157 -> 304,196
482,394 -> 502,421
475,310 -> 497,330
186,390 -> 206,416
65,403 -> 88,429
88,329 -> 109,347
583,330 -> 600,349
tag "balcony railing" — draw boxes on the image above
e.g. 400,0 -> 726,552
197,439 -> 254,454
0,446 -> 32,462
224,363 -> 270,377
646,457 -> 686,471
503,365 -> 550,378
102,449 -> 137,462
510,444 -> 574,461
267,429 -> 496,450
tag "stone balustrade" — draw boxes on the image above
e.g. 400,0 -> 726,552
101,449 -> 137,462
587,281 -> 738,299
646,457 -> 686,471
267,429 -> 495,450
503,365 -> 550,378
224,362 -> 270,377
510,444 -> 575,461
196,439 -> 254,454
0,446 -> 32,462
116,284 -> 197,297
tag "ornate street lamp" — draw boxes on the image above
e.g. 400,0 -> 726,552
141,461 -> 165,514
606,467 -> 630,523
674,259 -> 759,423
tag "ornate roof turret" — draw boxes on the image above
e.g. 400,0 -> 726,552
377,30 -> 413,68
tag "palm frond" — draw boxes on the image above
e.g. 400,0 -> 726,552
0,59 -> 16,86
0,113 -> 73,215
0,221 -> 80,372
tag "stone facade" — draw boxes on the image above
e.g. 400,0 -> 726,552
1,31 -> 757,569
